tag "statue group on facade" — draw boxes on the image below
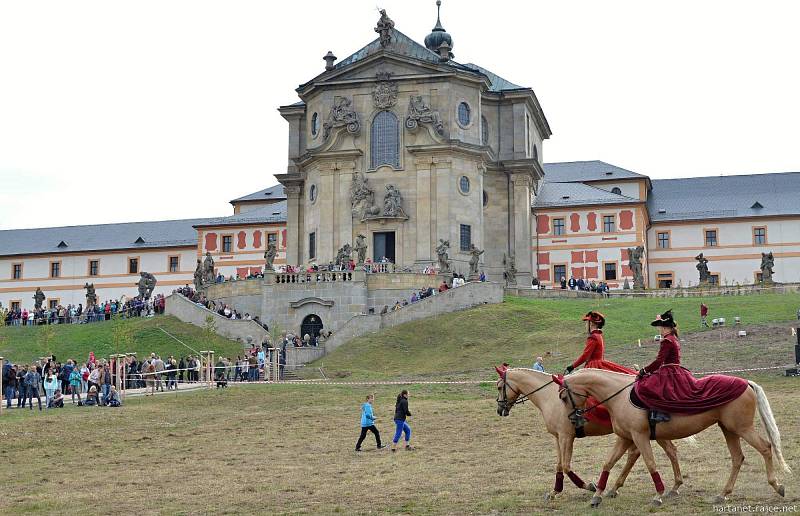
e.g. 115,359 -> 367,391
349,172 -> 408,221
323,96 -> 360,140
382,184 -> 407,218
406,95 -> 445,137
193,251 -> 217,290
84,282 -> 97,308
627,245 -> 645,289
695,252 -> 711,284
136,271 -> 158,300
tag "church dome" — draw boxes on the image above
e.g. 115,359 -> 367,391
424,1 -> 453,54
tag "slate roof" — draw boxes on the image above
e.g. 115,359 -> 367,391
648,172 -> 800,222
229,184 -> 286,204
330,29 -> 522,93
534,181 -> 640,209
0,218 -> 212,257
194,201 -> 288,227
543,161 -> 648,183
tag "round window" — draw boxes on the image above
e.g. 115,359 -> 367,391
482,190 -> 488,207
309,184 -> 317,202
458,102 -> 471,127
611,187 -> 622,195
311,112 -> 319,137
459,176 -> 470,194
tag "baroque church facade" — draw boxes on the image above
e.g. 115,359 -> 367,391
2,5 -> 799,312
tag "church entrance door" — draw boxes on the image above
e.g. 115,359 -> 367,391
373,232 -> 396,263
300,314 -> 323,339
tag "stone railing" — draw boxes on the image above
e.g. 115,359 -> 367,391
268,270 -> 362,285
164,293 -> 269,344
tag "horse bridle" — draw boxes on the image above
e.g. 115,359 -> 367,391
497,374 -> 554,411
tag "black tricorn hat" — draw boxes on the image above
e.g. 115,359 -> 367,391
651,310 -> 677,327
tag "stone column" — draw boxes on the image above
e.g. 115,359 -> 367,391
414,157 -> 434,264
284,185 -> 302,265
510,173 -> 533,286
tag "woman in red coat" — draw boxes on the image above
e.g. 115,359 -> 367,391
635,310 -> 747,414
566,311 -> 635,375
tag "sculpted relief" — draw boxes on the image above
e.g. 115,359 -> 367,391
405,95 -> 445,137
323,96 -> 360,140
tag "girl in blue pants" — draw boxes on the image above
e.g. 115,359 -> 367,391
391,390 -> 413,451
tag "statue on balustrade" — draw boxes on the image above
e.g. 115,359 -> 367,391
627,245 -> 645,289
202,251 -> 216,285
193,259 -> 203,290
84,282 -> 97,308
760,251 -> 775,283
468,244 -> 484,278
436,239 -> 451,273
137,271 -> 157,300
335,244 -> 352,267
695,252 -> 711,284
354,234 -> 368,265
503,252 -> 517,286
264,242 -> 278,272
33,287 -> 45,311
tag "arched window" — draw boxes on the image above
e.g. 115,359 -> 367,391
458,102 -> 471,126
370,111 -> 399,168
611,187 -> 622,195
481,116 -> 489,145
532,143 -> 538,161
311,112 -> 319,137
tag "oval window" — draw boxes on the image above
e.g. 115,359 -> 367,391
311,112 -> 319,136
482,190 -> 488,207
459,176 -> 470,194
611,187 -> 622,195
458,102 -> 471,127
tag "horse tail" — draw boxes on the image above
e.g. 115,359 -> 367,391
749,381 -> 791,474
679,435 -> 698,447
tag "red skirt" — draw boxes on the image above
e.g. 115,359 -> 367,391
634,365 -> 749,415
583,361 -> 635,426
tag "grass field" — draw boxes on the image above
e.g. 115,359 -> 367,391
313,292 -> 800,379
0,375 -> 796,515
0,315 -> 245,363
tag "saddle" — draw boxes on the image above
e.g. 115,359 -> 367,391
629,388 -> 670,440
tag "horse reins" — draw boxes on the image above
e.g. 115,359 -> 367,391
561,377 -> 635,416
498,376 -> 554,408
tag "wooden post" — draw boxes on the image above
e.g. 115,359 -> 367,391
0,356 -> 4,413
209,351 -> 215,387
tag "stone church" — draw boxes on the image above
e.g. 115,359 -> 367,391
276,4 -> 548,285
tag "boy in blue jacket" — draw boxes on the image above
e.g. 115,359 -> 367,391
355,394 -> 383,451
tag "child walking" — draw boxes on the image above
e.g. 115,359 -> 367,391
355,394 -> 383,451
391,390 -> 413,452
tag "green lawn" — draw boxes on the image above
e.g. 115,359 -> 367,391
0,315 -> 244,363
313,292 -> 800,379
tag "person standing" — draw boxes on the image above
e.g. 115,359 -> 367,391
24,365 -> 42,411
69,366 -> 83,404
700,303 -> 709,328
532,356 -> 545,372
43,371 -> 59,409
355,394 -> 383,452
391,390 -> 413,452
4,363 -> 17,409
101,364 -> 112,404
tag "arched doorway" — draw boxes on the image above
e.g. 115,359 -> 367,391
300,314 -> 324,339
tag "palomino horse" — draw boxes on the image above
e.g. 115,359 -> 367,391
496,367 -> 687,500
554,368 -> 791,507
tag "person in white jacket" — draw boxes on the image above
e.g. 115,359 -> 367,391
43,372 -> 59,409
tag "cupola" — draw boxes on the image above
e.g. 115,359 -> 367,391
424,1 -> 453,59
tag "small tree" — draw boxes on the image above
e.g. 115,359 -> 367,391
37,325 -> 56,356
203,315 -> 217,343
112,322 -> 135,355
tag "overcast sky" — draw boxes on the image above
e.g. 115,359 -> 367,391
1,0 -> 798,230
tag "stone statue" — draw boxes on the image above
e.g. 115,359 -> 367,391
323,96 -> 360,140
33,287 -> 45,311
627,245 -> 645,289
202,251 -> 216,285
137,271 -> 157,300
193,259 -> 203,290
436,239 -> 451,273
375,9 -> 395,48
503,252 -> 517,285
468,244 -> 484,278
695,252 -> 710,284
405,95 -> 445,137
264,242 -> 278,272
350,172 -> 379,219
354,234 -> 368,265
373,71 -> 398,109
382,184 -> 407,218
84,282 -> 97,308
760,252 -> 775,283
335,244 -> 352,267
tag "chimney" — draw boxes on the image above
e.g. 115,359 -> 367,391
323,51 -> 337,71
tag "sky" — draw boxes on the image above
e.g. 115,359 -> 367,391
1,0 -> 799,230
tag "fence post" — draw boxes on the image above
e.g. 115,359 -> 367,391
0,356 -> 4,413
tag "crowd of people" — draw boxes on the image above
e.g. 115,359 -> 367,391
558,275 -> 611,294
2,294 -> 167,327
